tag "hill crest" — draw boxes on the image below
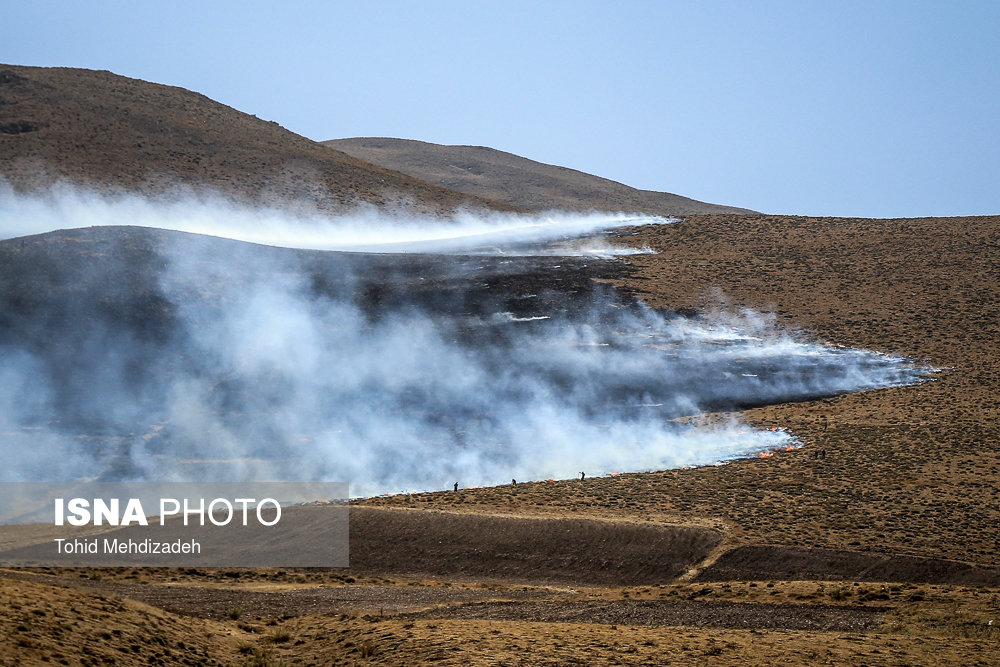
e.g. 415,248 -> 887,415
324,136 -> 754,216
0,65 -> 515,216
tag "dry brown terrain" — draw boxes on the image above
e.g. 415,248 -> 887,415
324,137 -> 753,215
365,215 -> 1000,569
4,214 -> 999,665
1,66 -> 998,665
2,568 -> 997,665
0,65 -> 516,216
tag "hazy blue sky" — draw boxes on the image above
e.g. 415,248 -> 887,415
3,1 -> 998,217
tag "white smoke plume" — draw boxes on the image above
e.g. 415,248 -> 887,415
0,187 -> 932,496
0,182 -> 670,254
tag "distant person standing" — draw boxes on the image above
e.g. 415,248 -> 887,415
580,471 -> 586,481
453,482 -> 458,492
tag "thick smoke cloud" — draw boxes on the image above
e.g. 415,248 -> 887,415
0,187 -> 932,495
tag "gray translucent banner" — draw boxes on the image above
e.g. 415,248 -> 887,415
0,482 -> 348,567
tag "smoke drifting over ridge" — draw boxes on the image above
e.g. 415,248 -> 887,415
0,188 -> 932,495
0,183 -> 669,255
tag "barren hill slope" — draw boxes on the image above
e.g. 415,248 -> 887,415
324,136 -> 754,215
0,65 -> 515,216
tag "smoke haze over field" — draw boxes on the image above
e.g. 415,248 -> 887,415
0,183 -> 669,255
0,189 -> 933,495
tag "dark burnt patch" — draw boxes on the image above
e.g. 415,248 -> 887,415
0,120 -> 42,134
406,598 -> 887,632
695,545 -> 1000,586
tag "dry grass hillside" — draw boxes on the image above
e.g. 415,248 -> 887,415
4,213 -> 997,662
2,65 -> 998,664
3,216 -> 998,666
3,567 -> 997,666
0,65 -> 516,216
365,214 -> 1000,574
324,136 -> 754,216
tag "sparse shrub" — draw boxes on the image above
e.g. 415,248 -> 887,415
829,587 -> 851,601
246,647 -> 287,667
860,590 -> 890,601
227,607 -> 242,620
265,629 -> 292,643
359,638 -> 378,657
